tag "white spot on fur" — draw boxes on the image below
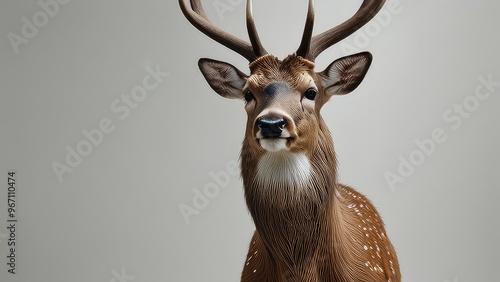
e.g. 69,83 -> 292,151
256,151 -> 311,187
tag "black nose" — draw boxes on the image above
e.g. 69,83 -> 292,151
258,118 -> 286,138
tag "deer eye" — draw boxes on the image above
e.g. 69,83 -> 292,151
244,91 -> 254,102
304,88 -> 317,100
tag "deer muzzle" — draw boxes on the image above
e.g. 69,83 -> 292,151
255,110 -> 296,152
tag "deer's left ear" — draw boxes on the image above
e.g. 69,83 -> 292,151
319,52 -> 372,97
198,58 -> 248,100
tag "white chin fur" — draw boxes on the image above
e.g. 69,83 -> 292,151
259,138 -> 288,152
256,151 -> 311,188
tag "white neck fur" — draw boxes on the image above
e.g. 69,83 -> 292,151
256,151 -> 311,188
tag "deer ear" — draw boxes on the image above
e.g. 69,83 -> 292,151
319,52 -> 372,97
198,58 -> 248,100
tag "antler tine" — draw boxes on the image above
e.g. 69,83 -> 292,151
179,0 -> 258,62
296,0 -> 315,59
189,0 -> 208,19
307,0 -> 386,61
246,0 -> 267,57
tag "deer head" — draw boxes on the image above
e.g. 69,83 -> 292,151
180,0 -> 382,158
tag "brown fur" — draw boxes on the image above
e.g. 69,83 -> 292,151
179,1 -> 399,280
238,55 -> 401,282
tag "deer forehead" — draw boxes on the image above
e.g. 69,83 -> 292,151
247,55 -> 317,91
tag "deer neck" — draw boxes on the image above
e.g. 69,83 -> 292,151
240,120 -> 338,278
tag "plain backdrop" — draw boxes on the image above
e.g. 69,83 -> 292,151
1,0 -> 499,281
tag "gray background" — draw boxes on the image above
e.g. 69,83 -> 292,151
1,0 -> 499,281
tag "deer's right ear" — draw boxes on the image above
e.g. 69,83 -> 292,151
198,58 -> 248,100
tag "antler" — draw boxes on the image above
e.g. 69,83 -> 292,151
179,0 -> 267,62
297,0 -> 386,61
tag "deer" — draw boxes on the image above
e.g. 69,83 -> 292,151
179,0 -> 401,281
